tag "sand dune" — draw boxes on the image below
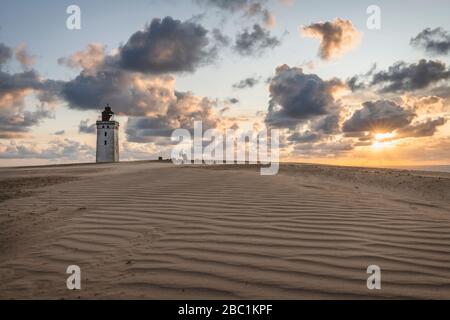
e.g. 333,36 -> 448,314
0,162 -> 449,299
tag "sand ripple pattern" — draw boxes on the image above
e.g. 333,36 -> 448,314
1,163 -> 450,299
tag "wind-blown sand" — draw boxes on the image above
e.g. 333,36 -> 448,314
0,161 -> 449,299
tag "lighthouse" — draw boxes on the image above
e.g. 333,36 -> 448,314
96,104 -> 119,163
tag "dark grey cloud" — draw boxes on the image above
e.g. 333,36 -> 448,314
411,27 -> 450,55
0,44 -> 61,138
0,43 -> 12,66
232,76 -> 260,89
0,68 -> 62,106
78,120 -> 96,134
226,97 -> 239,104
196,0 -> 255,12
126,116 -> 175,141
0,69 -> 40,94
370,59 -> 450,93
233,24 -> 281,56
284,113 -> 341,147
343,131 -> 372,141
291,140 -> 354,157
212,28 -> 231,47
346,75 -> 364,91
36,80 -> 64,104
395,117 -> 447,139
347,60 -> 450,94
0,106 -> 54,139
62,69 -> 125,112
265,64 -> 340,129
61,17 -> 225,117
119,17 -> 217,74
342,100 -> 415,133
62,67 -> 175,115
195,0 -> 274,27
288,131 -> 322,143
311,113 -> 340,134
60,40 -> 224,145
345,63 -> 377,92
126,91 -> 220,143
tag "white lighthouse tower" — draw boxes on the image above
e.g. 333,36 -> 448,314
96,104 -> 119,163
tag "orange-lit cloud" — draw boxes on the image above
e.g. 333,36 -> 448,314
301,18 -> 362,60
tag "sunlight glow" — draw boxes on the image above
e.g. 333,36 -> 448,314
372,132 -> 396,149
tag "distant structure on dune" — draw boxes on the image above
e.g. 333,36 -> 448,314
96,104 -> 119,163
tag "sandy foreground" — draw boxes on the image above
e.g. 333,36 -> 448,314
0,161 -> 449,299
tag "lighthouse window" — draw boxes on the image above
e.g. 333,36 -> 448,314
104,140 -> 107,145
102,125 -> 105,128
107,126 -> 110,128
104,132 -> 107,137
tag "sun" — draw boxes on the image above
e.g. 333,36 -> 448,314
372,132 -> 396,149
374,132 -> 395,141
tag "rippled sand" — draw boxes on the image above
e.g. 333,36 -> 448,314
0,161 -> 449,299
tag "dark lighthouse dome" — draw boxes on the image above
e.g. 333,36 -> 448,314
101,104 -> 114,121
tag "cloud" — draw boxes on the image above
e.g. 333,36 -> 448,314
311,113 -> 340,134
57,16 -> 233,118
405,95 -> 449,114
0,45 -> 62,108
345,63 -> 377,92
369,59 -> 450,93
265,64 -> 340,129
411,27 -> 450,55
196,0 -> 258,12
78,120 -> 96,134
0,43 -> 12,66
346,75 -> 366,91
58,43 -> 105,72
233,24 -> 281,56
126,91 -> 221,143
0,43 -> 62,138
0,139 -> 94,160
0,105 -> 54,139
119,17 -> 217,74
291,140 -> 354,157
395,117 -> 447,139
0,70 -> 61,106
211,28 -> 231,47
301,18 -> 362,60
54,130 -> 65,135
59,34 -> 225,145
288,130 -> 322,143
246,2 -> 275,28
62,66 -> 176,116
195,0 -> 275,27
59,16 -> 230,117
226,97 -> 239,104
126,116 -> 175,140
15,44 -> 37,68
342,100 -> 415,133
232,76 -> 260,89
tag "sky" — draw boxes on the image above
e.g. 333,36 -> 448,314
0,0 -> 450,167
